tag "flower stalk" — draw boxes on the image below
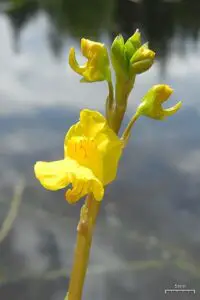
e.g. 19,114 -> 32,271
111,76 -> 135,133
121,112 -> 140,146
66,193 -> 100,300
106,80 -> 114,125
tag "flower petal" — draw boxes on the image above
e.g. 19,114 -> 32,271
34,160 -> 71,190
64,110 -> 106,152
66,136 -> 103,182
95,131 -> 123,185
34,158 -> 104,202
66,176 -> 104,203
68,47 -> 87,76
163,101 -> 182,118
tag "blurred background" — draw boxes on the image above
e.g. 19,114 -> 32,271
0,0 -> 200,299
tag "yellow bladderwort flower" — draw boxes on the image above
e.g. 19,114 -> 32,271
136,84 -> 182,120
69,38 -> 111,82
34,110 -> 123,204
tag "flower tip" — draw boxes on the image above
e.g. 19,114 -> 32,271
68,47 -> 76,68
68,47 -> 75,60
130,29 -> 141,42
154,84 -> 174,102
68,47 -> 84,75
177,100 -> 182,108
80,38 -> 87,54
163,100 -> 182,118
117,34 -> 124,41
164,84 -> 173,95
150,50 -> 156,59
81,37 -> 86,44
111,34 -> 124,49
173,100 -> 182,111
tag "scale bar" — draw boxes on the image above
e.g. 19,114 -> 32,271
165,289 -> 196,294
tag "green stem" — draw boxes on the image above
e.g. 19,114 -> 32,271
66,194 -> 100,300
112,76 -> 135,134
121,112 -> 139,146
115,76 -> 134,106
106,80 -> 114,125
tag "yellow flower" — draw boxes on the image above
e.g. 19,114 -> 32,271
34,110 -> 123,203
69,38 -> 111,82
136,84 -> 182,120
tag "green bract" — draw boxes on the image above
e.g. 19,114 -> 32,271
111,34 -> 128,78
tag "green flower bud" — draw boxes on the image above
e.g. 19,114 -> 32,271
124,29 -> 141,60
130,43 -> 155,75
111,34 -> 128,79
